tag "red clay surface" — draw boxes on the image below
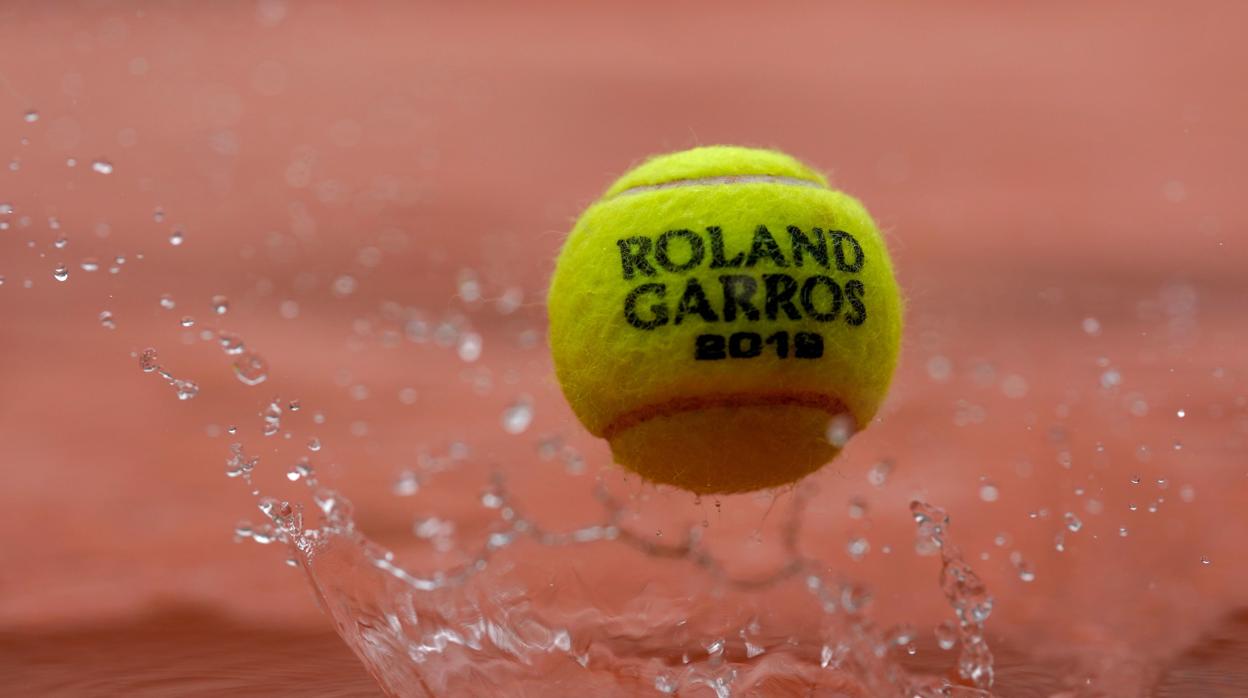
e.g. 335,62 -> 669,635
1,2 -> 1245,695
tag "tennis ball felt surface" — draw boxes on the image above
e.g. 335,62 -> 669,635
548,146 -> 902,494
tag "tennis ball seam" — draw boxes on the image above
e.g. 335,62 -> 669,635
600,390 -> 851,440
609,175 -> 827,200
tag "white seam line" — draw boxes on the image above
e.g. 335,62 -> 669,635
611,175 -> 825,199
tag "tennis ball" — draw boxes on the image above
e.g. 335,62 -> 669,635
548,146 -> 902,494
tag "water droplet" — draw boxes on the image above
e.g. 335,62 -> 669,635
211,294 -> 229,315
287,461 -> 314,482
846,537 -> 870,561
159,293 -> 175,310
1000,373 -> 1029,399
1176,408 -> 1186,418
331,274 -> 356,297
393,470 -> 419,496
173,379 -> 199,401
1081,317 -> 1102,336
496,286 -> 524,314
52,264 -> 69,282
926,355 -> 952,382
232,352 -> 269,386
934,621 -> 958,651
825,413 -> 856,448
1010,552 -> 1036,582
457,331 -> 483,362
1100,368 -> 1122,389
847,497 -> 868,519
1118,526 -> 1129,537
867,459 -> 893,487
139,348 -> 159,373
1054,532 -> 1066,552
1064,512 -> 1083,532
250,525 -> 276,544
978,481 -> 1000,502
98,310 -> 116,330
1157,478 -> 1169,490
501,399 -> 533,434
80,258 -> 99,272
53,236 -> 68,249
307,437 -> 321,452
169,229 -> 184,246
840,583 -> 873,615
217,332 -> 245,355
180,316 -> 195,327
91,159 -> 114,174
262,399 -> 282,436
153,207 -> 165,223
1130,474 -> 1141,485
288,399 -> 300,411
66,157 -> 77,167
1200,556 -> 1211,565
23,110 -> 39,123
457,269 -> 481,303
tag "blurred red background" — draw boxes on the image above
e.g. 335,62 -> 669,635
1,2 -> 1245,695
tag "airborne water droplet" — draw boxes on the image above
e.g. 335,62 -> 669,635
217,332 -> 246,355
139,348 -> 159,373
173,379 -> 199,401
978,481 -> 1000,502
159,293 -> 175,310
52,264 -> 69,282
934,621 -> 958,651
457,331 -> 483,362
180,316 -> 195,327
169,229 -> 184,246
846,537 -> 870,561
98,310 -> 116,330
232,352 -> 269,386
501,399 -> 533,434
867,459 -> 893,488
23,110 -> 39,123
211,294 -> 229,315
825,413 -> 856,448
331,275 -> 357,297
91,159 -> 114,174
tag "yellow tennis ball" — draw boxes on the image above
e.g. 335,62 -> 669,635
548,146 -> 903,494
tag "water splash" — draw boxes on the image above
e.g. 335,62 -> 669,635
911,501 -> 995,690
